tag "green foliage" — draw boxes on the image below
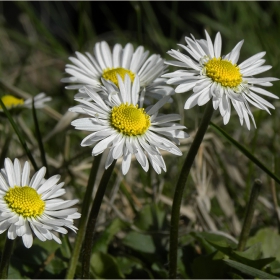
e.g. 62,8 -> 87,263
90,252 -> 125,279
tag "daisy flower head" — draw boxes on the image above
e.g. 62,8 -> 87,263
69,75 -> 189,175
61,41 -> 173,102
0,158 -> 81,248
0,93 -> 51,115
162,30 -> 279,130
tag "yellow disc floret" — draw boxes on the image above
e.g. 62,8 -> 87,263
1,95 -> 24,110
205,58 -> 242,87
110,103 -> 151,136
102,68 -> 135,87
4,186 -> 45,218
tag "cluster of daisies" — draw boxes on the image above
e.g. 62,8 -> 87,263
0,30 -> 278,248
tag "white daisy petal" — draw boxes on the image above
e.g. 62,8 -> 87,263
30,223 -> 46,242
71,76 -> 188,174
112,44 -> 122,68
30,167 -> 46,190
8,224 -> 17,240
37,175 -> 61,195
250,86 -> 279,99
239,51 -> 266,69
214,32 -> 222,58
62,41 -> 169,101
101,41 -> 113,68
227,40 -> 244,64
204,30 -> 215,58
0,158 -> 80,248
122,153 -> 132,175
163,30 -> 278,129
22,161 -> 30,186
13,159 -> 21,186
4,158 -> 16,187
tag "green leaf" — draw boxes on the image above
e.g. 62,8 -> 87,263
227,272 -> 244,279
210,122 -> 280,185
236,242 -> 262,260
56,235 -> 72,261
92,218 -> 128,253
206,239 -> 235,256
191,231 -> 237,255
11,239 -> 61,278
134,204 -> 166,231
190,232 -> 217,254
115,256 -> 143,276
267,260 -> 280,274
8,265 -> 29,279
177,247 -> 191,278
44,257 -> 67,275
122,231 -> 156,254
151,262 -> 168,278
223,259 -> 278,279
231,243 -> 275,269
90,252 -> 124,279
247,228 -> 280,262
191,251 -> 228,278
114,256 -> 154,279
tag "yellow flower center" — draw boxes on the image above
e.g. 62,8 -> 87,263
102,68 -> 135,87
205,58 -> 242,87
110,103 -> 151,136
0,95 -> 24,109
4,186 -> 45,218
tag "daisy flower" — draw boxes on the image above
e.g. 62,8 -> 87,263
162,30 -> 279,129
69,75 -> 189,175
0,93 -> 51,114
0,158 -> 81,248
61,41 -> 173,101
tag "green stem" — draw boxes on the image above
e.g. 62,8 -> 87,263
237,179 -> 262,252
0,98 -> 38,171
81,160 -> 117,279
65,154 -> 102,279
0,237 -> 14,279
32,98 -> 49,176
169,102 -> 214,279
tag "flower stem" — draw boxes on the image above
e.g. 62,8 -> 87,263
32,98 -> 49,177
169,102 -> 214,279
237,179 -> 262,252
0,98 -> 38,171
0,237 -> 14,279
81,160 -> 117,279
65,154 -> 102,279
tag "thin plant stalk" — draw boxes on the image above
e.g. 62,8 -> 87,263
237,179 -> 262,252
0,237 -> 14,279
81,160 -> 117,279
32,98 -> 49,176
65,154 -> 102,279
169,102 -> 214,279
0,98 -> 38,171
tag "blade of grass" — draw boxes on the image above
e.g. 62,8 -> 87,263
32,98 -> 49,176
130,1 -> 143,45
210,122 -> 280,185
0,97 -> 38,171
16,2 -> 66,57
0,131 -> 12,167
141,1 -> 168,53
245,111 -> 262,201
223,259 -> 278,279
